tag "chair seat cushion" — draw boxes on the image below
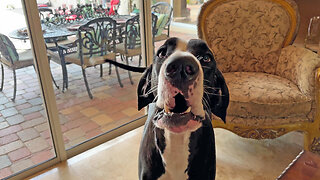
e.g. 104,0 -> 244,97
224,72 -> 312,125
116,43 -> 141,57
64,52 -> 116,67
0,49 -> 34,69
154,34 -> 168,42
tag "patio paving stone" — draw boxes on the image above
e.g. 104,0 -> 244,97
19,105 -> 43,115
40,130 -> 51,139
0,97 -> 9,104
8,147 -> 31,162
80,121 -> 100,133
0,121 -> 9,130
20,117 -> 46,129
34,123 -> 49,133
91,114 -> 113,126
0,140 -> 24,155
25,137 -> 49,153
0,134 -> 19,146
0,167 -> 12,179
1,107 -> 18,118
16,103 -> 32,110
10,159 -> 34,173
17,128 -> 39,142
0,125 -> 22,137
64,118 -> 89,130
80,107 -> 100,117
64,128 -> 85,141
28,97 -> 43,106
4,101 -> 15,108
23,111 -> 42,121
0,105 -> 5,111
85,129 -> 103,139
0,155 -> 12,169
30,150 -> 55,165
122,107 -> 140,117
6,114 -> 25,125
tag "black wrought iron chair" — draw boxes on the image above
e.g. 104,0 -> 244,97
151,2 -> 173,42
115,14 -> 158,85
53,17 -> 121,99
0,33 -> 58,101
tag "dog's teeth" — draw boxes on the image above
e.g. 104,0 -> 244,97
164,105 -> 170,113
184,107 -> 191,113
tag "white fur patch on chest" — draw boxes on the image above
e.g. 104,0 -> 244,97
158,130 -> 191,180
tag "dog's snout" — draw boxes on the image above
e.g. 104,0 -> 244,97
165,56 -> 199,82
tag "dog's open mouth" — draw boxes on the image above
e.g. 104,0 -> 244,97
154,93 -> 204,133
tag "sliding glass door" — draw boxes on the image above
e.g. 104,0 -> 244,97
1,0 -> 153,179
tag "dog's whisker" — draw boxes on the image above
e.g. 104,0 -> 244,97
202,66 -> 211,69
202,97 -> 210,111
145,86 -> 158,96
204,86 -> 221,91
152,95 -> 158,103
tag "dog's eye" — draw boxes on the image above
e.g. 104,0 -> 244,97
202,55 -> 211,62
197,55 -> 211,63
157,46 -> 167,59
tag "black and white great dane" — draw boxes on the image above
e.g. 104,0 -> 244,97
101,37 -> 229,180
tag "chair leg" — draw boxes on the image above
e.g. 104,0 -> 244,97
0,64 -> 4,91
100,64 -> 103,77
81,67 -> 93,99
125,56 -> 134,85
12,68 -> 17,101
48,60 -> 59,89
304,124 -> 320,155
108,63 -> 112,75
58,48 -> 69,92
114,57 -> 123,88
138,55 -> 142,67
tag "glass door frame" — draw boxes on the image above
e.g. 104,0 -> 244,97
7,0 -> 152,179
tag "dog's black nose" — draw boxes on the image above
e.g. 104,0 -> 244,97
165,56 -> 199,83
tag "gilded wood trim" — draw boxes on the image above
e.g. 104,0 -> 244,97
211,115 -> 311,139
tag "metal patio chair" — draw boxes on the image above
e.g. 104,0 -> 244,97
53,17 -> 121,99
0,33 -> 58,101
151,2 -> 173,42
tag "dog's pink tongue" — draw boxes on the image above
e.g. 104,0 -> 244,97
169,120 -> 200,133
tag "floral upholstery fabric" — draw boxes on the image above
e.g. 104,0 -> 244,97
224,72 -> 312,125
202,0 -> 295,74
276,45 -> 320,98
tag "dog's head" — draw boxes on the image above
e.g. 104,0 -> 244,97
137,37 -> 229,133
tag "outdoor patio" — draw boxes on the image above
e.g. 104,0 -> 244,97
0,30 -> 197,178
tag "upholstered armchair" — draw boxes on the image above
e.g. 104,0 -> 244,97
198,0 -> 320,154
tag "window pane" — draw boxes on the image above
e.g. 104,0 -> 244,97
0,1 -> 56,179
152,0 -> 197,52
38,0 -> 145,150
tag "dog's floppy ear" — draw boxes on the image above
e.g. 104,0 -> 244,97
211,69 -> 229,123
137,65 -> 155,110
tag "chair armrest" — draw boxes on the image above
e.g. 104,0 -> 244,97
57,40 -> 78,55
276,45 -> 320,97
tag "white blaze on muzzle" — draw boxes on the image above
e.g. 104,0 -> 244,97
156,50 -> 205,118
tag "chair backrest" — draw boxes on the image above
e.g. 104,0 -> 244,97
151,13 -> 158,41
0,33 -> 19,64
198,0 -> 300,74
151,2 -> 173,36
124,15 -> 141,51
77,17 -> 117,62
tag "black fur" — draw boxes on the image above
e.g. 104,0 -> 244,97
104,38 -> 229,180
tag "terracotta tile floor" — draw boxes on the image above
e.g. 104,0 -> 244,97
0,31 -> 197,179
